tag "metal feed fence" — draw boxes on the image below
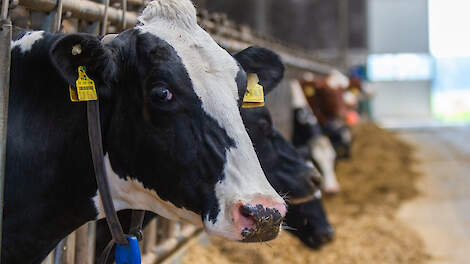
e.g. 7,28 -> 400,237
0,0 -> 338,263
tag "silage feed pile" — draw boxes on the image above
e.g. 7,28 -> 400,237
182,123 -> 431,264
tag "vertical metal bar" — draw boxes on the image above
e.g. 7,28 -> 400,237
41,252 -> 54,264
121,0 -> 127,30
167,222 -> 178,238
53,239 -> 65,264
339,0 -> 349,68
0,0 -> 12,261
143,218 -> 157,254
1,0 -> 9,20
74,224 -> 89,264
254,0 -> 268,34
86,222 -> 96,264
54,0 -> 63,32
100,0 -> 110,35
62,232 -> 76,264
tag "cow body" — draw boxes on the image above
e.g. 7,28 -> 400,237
4,1 -> 287,263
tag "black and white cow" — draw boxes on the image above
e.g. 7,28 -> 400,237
240,107 -> 334,249
3,1 -> 287,263
291,81 -> 340,194
94,57 -> 334,259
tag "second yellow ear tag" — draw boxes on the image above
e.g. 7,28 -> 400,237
242,74 -> 265,108
69,66 -> 97,102
304,85 -> 315,97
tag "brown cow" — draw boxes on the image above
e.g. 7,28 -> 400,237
299,71 -> 352,160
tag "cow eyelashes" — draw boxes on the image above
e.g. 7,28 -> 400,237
150,83 -> 173,103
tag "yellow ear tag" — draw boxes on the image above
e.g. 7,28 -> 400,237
242,74 -> 265,108
304,85 -> 315,97
351,87 -> 360,95
69,66 -> 97,102
69,85 -> 79,102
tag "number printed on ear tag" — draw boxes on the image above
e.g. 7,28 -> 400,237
70,66 -> 97,102
242,74 -> 265,108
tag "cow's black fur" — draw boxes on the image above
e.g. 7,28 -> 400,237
323,119 -> 352,160
3,29 -> 284,264
241,108 -> 334,249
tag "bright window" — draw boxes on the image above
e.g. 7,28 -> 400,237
367,53 -> 434,81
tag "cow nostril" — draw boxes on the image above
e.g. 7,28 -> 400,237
239,204 -> 253,218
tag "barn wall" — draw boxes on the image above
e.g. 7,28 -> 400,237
367,0 -> 429,54
369,80 -> 432,121
201,0 -> 367,52
266,78 -> 293,140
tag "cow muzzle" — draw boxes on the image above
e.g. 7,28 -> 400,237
231,199 -> 286,242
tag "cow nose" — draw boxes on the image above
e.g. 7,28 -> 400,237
319,226 -> 335,243
232,201 -> 286,242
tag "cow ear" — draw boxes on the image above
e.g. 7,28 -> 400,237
234,46 -> 285,95
50,33 -> 116,97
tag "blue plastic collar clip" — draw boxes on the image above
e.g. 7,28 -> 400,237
115,236 -> 141,264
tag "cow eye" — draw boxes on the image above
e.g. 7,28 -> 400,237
150,83 -> 173,103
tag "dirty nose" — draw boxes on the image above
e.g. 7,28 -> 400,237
232,201 -> 286,242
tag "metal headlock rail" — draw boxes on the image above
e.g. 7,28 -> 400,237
0,0 -> 12,261
0,1 -> 339,263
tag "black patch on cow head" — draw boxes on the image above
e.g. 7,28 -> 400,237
242,106 -> 315,199
323,119 -> 352,160
292,107 -> 323,147
285,199 -> 334,248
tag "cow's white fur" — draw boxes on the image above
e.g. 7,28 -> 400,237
11,31 -> 44,53
291,79 -> 309,108
326,69 -> 350,90
343,90 -> 358,106
98,0 -> 283,241
311,136 -> 340,193
305,161 -> 323,200
93,156 -> 203,227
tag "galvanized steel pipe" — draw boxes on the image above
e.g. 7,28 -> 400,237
0,2 -> 12,262
18,0 -> 138,28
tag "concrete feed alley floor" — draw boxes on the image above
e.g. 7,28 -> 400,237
398,126 -> 470,264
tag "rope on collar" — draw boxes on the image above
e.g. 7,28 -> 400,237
288,190 -> 322,205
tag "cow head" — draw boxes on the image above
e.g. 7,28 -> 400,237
49,0 -> 286,242
234,49 -> 334,247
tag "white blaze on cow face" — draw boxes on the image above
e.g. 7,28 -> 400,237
311,136 -> 340,194
134,0 -> 283,240
326,69 -> 350,90
11,31 -> 45,53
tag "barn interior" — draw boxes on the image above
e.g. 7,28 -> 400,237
1,0 -> 469,264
